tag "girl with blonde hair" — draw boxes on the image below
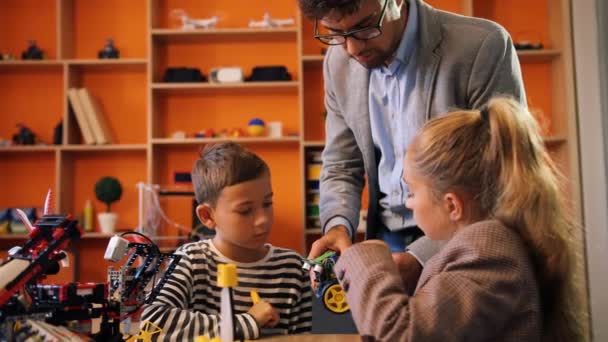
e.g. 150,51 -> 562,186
331,97 -> 585,341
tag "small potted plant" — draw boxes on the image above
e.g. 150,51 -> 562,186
95,176 -> 123,234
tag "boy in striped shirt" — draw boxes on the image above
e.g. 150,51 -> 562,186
141,142 -> 312,341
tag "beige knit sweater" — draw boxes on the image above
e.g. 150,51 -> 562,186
334,220 -> 541,342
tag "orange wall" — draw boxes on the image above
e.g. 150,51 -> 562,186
473,0 -> 550,46
72,0 -> 147,59
0,68 -> 64,144
0,153 -> 56,208
303,64 -> 325,141
156,90 -> 300,138
0,0 -> 57,59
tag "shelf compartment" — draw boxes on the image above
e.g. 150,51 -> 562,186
300,15 -> 325,56
152,91 -> 300,139
60,150 -> 147,233
303,63 -> 325,142
0,152 -> 56,209
153,0 -> 297,29
0,0 -> 58,59
522,63 -> 555,135
152,35 -> 299,82
473,0 -> 551,49
0,68 -> 64,144
66,64 -> 147,144
62,0 -> 147,59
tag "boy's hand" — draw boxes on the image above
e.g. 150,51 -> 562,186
248,300 -> 279,328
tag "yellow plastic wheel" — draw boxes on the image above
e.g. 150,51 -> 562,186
323,283 -> 349,314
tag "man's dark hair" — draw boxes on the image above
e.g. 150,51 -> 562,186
298,0 -> 364,20
192,142 -> 269,205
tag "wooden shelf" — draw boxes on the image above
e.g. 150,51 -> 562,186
151,27 -> 298,41
152,137 -> 300,145
151,81 -> 300,91
65,59 -> 148,66
0,60 -> 63,67
0,146 -> 58,152
81,233 -> 114,239
302,55 -> 325,63
61,144 -> 148,151
303,141 -> 325,147
543,136 -> 567,146
0,145 -> 148,153
305,228 -> 322,234
0,233 -> 113,241
0,59 -> 149,67
517,49 -> 561,63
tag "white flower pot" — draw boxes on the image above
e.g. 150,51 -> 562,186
98,212 -> 118,235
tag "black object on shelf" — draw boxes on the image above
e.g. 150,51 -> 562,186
21,40 -> 44,60
246,66 -> 292,81
514,41 -> 544,50
53,121 -> 63,145
12,124 -> 37,145
163,67 -> 206,82
98,38 -> 120,59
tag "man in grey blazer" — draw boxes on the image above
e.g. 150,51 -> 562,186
299,0 -> 525,290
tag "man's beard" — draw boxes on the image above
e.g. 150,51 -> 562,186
351,49 -> 391,69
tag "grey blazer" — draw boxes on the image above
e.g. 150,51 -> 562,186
320,0 -> 526,246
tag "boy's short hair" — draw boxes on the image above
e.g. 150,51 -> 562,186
191,142 -> 270,205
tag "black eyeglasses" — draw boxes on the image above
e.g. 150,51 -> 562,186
314,0 -> 389,45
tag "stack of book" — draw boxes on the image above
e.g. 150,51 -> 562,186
67,88 -> 113,144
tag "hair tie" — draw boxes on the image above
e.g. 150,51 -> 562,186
480,106 -> 490,122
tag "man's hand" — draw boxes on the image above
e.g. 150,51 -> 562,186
307,225 -> 352,290
392,252 -> 423,295
307,225 -> 352,260
248,300 -> 279,328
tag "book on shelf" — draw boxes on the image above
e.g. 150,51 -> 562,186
67,88 -> 96,144
78,88 -> 113,144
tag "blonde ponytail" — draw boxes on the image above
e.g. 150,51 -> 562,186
408,97 -> 585,341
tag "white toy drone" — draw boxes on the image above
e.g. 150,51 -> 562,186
249,13 -> 295,28
172,9 -> 219,30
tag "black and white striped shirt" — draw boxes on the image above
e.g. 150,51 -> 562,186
141,239 -> 312,341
